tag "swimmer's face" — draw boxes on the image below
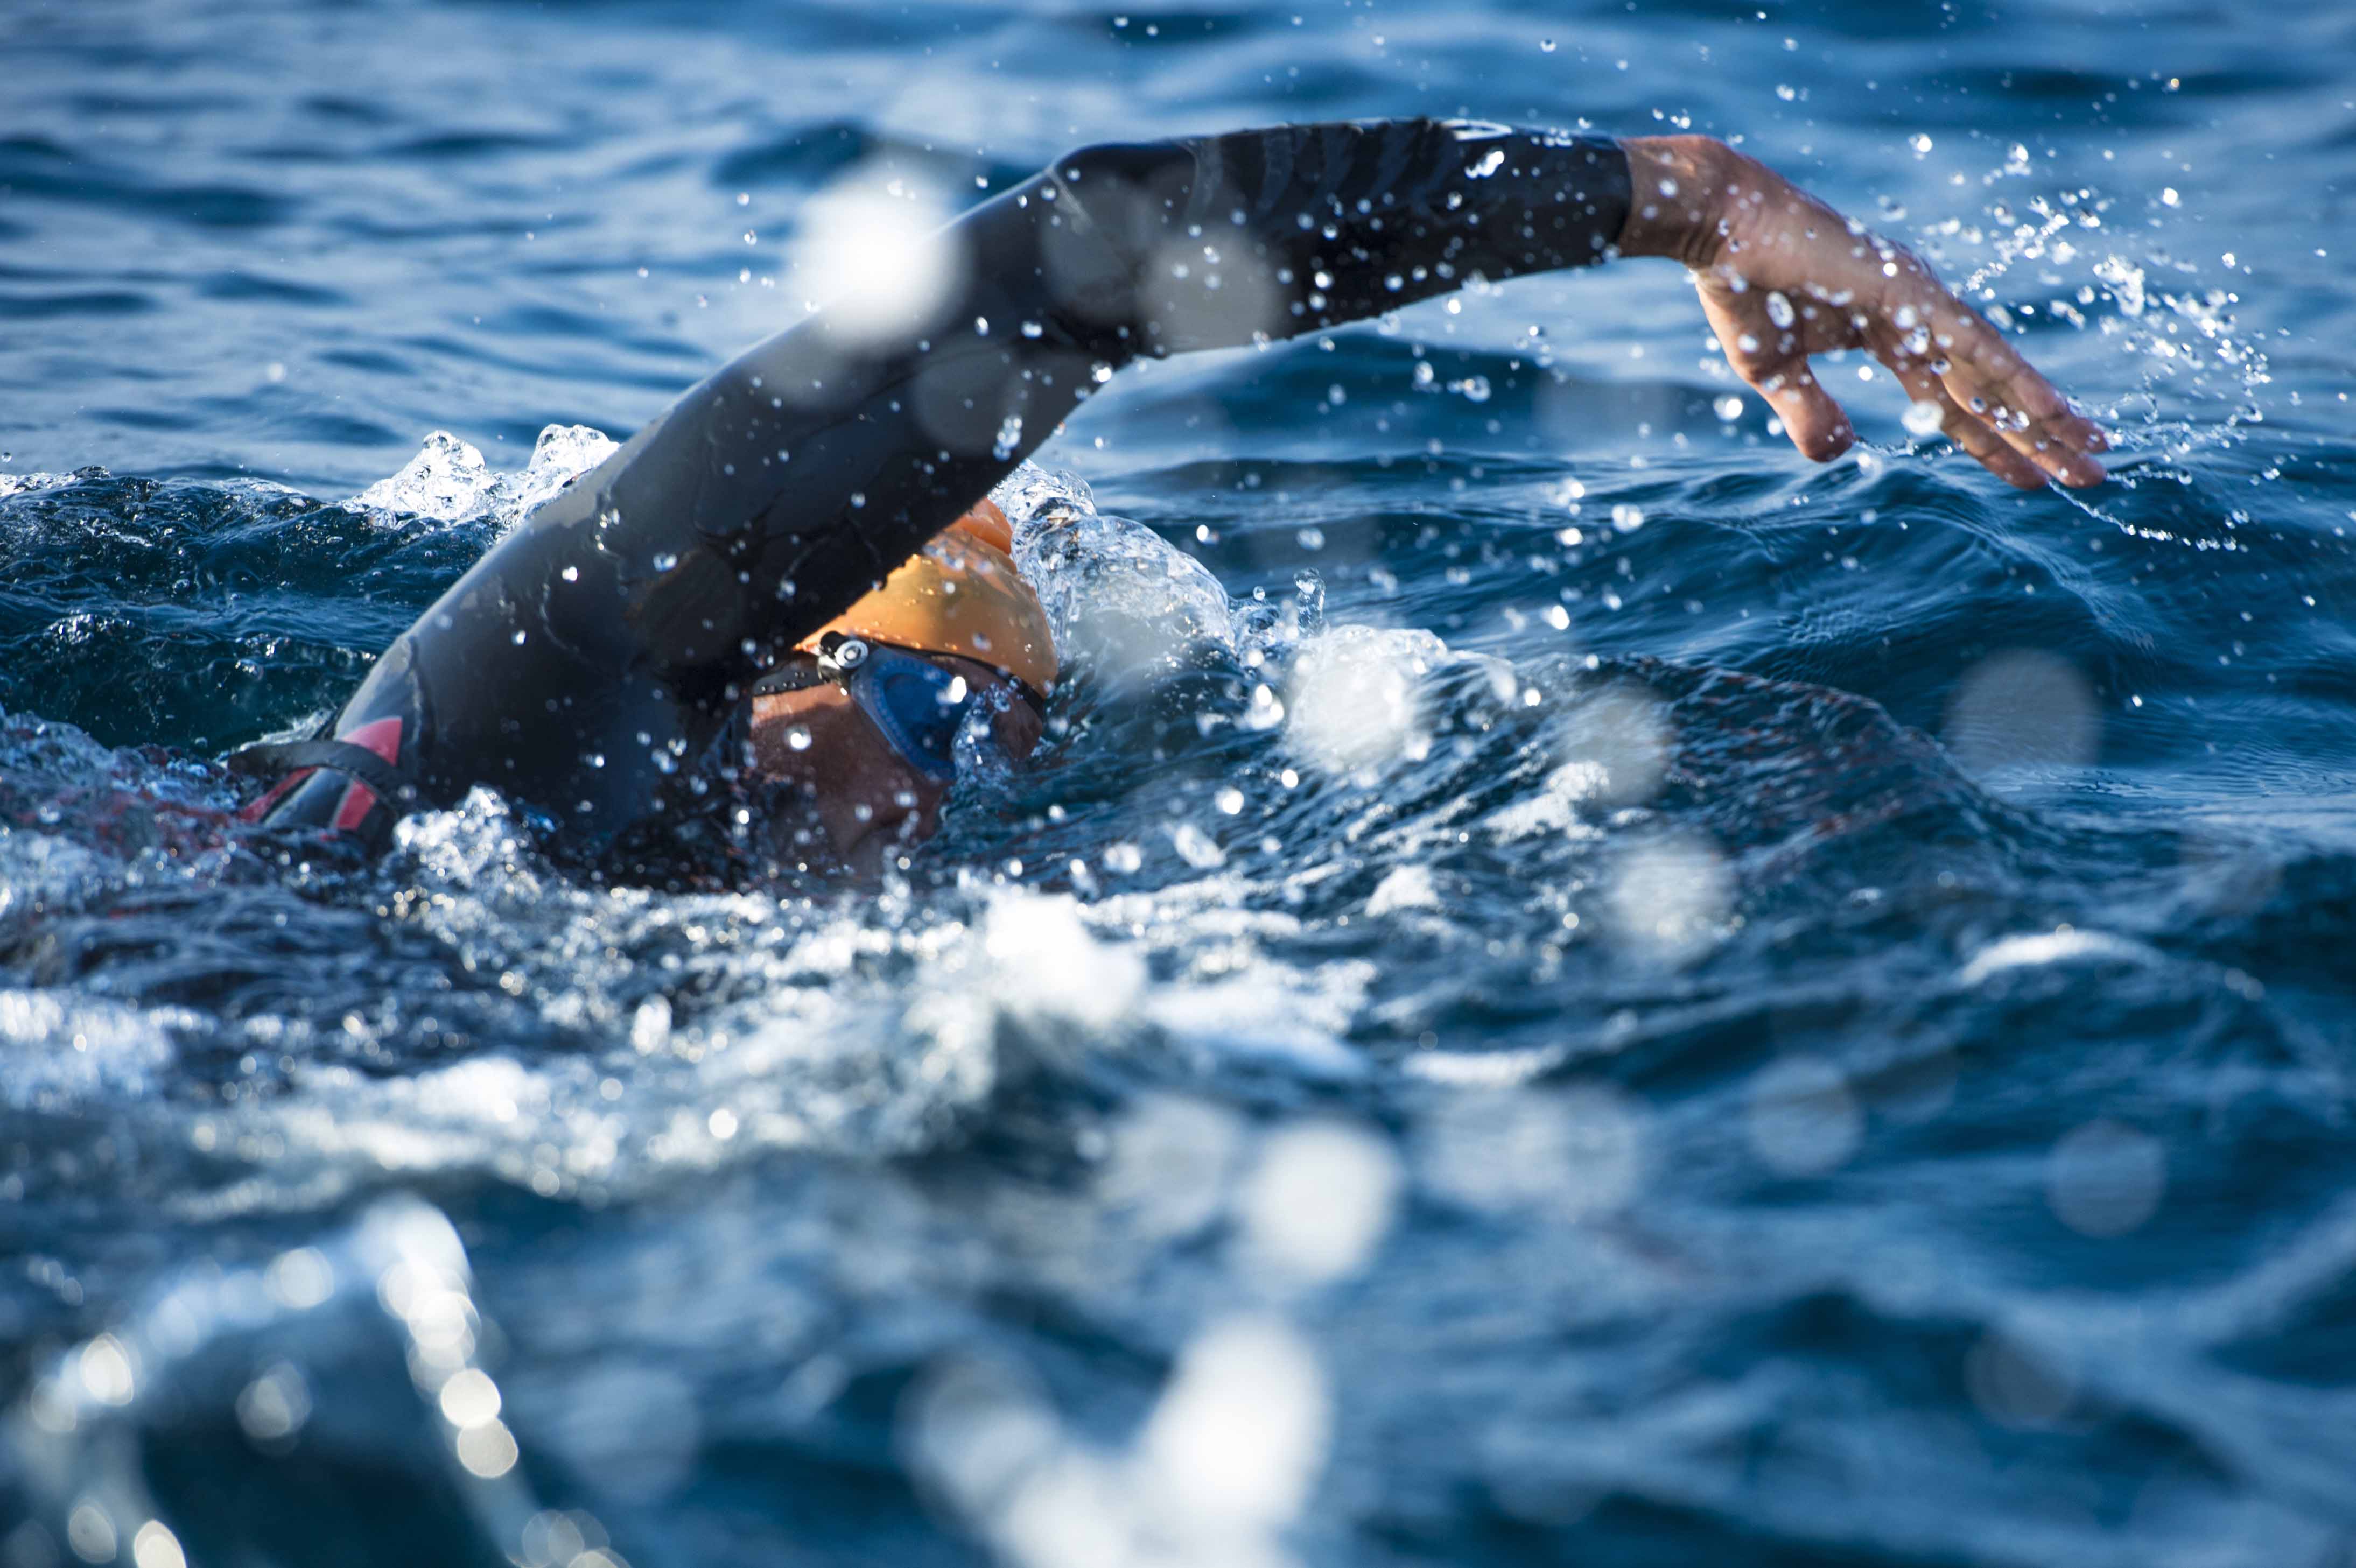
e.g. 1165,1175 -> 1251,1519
746,653 -> 1041,877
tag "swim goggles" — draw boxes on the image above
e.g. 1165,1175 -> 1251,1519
748,632 -> 1037,783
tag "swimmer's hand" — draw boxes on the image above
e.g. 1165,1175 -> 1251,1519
1617,136 -> 2108,489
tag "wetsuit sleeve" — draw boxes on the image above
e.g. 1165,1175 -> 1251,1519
251,119 -> 1630,861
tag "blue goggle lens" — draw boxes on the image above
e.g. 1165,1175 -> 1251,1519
849,649 -> 974,782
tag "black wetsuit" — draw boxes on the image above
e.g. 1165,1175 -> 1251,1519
243,118 -> 1632,867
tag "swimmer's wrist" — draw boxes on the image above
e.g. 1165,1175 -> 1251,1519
1616,135 -> 1743,271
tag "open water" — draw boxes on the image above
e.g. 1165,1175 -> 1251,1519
3,0 -> 2355,1563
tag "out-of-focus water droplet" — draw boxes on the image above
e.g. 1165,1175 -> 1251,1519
236,1362 -> 312,1443
1608,833 -> 1728,963
2048,1120 -> 2166,1236
1139,1317 -> 1330,1527
1966,1330 -> 2075,1430
1098,1094 -> 1244,1242
1744,1055 -> 1861,1175
1287,627 -> 1434,774
630,996 -> 671,1054
1238,1121 -> 1399,1285
76,1335 -> 136,1406
1714,394 -> 1745,422
1170,822 -> 1226,869
266,1248 -> 334,1310
132,1520 -> 186,1568
789,166 -> 963,349
455,1418 -> 518,1478
67,1501 -> 116,1565
439,1366 -> 502,1428
1904,399 -> 1947,437
1945,649 -> 2101,773
1419,1085 -> 1648,1219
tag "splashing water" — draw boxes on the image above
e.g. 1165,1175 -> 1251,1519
349,424 -> 619,529
4,2 -> 2356,1563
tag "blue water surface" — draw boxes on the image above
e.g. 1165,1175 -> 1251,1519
4,1 -> 2355,1564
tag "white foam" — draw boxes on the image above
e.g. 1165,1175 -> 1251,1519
0,990 -> 184,1110
1365,864 -> 1440,915
349,423 -> 616,529
1142,957 -> 1373,1081
1959,928 -> 2156,986
983,889 -> 1147,1034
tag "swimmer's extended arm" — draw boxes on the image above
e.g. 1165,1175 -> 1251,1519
1616,136 -> 2108,489
253,118 -> 1636,856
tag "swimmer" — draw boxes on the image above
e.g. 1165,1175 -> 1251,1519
234,121 -> 2106,875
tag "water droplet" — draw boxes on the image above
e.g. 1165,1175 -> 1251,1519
1745,1056 -> 1862,1175
2048,1120 -> 2166,1236
133,1520 -> 188,1568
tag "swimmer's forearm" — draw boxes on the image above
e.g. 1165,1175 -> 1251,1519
1615,136 -> 1750,268
1064,120 -> 1633,351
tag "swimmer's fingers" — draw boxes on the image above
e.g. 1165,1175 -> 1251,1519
1697,288 -> 1857,463
1888,360 -> 2047,490
1917,311 -> 2109,488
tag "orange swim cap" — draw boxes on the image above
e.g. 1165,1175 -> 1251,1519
795,498 -> 1057,697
